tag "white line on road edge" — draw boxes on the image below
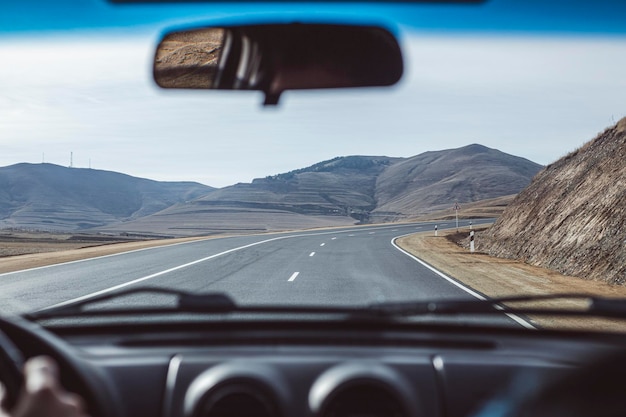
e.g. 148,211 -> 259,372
34,220 -> 495,311
309,252 -> 316,257
5,221 -> 460,278
0,237 -> 215,277
40,234 -> 308,310
320,243 -> 325,247
390,234 -> 536,330
288,272 -> 300,282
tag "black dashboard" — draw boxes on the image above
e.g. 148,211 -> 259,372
16,320 -> 621,417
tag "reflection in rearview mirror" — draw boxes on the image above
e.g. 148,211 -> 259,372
154,28 -> 225,89
153,23 -> 403,105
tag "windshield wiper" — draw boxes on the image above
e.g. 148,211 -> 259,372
26,287 -> 360,320
25,287 -> 626,321
365,294 -> 626,319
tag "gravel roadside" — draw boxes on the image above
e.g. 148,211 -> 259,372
0,236 -> 211,274
396,227 -> 626,332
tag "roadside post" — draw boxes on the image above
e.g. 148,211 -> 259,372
470,221 -> 472,230
470,230 -> 475,253
435,225 -> 438,236
454,202 -> 460,231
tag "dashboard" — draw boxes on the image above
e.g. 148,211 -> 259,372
18,319 -> 622,417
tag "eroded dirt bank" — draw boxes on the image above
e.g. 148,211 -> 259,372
397,227 -> 626,332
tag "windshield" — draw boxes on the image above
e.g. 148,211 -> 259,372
1,0 -> 625,331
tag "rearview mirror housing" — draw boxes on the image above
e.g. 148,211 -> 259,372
153,23 -> 403,105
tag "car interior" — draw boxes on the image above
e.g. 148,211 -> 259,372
1,1 -> 625,417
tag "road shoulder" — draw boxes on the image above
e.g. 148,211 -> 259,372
395,227 -> 626,331
0,236 -> 210,274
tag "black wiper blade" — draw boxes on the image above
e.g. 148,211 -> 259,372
366,294 -> 626,320
26,287 -> 359,320
25,287 -> 626,322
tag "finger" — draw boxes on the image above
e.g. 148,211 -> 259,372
0,382 -> 7,414
23,356 -> 58,379
60,392 -> 85,414
23,356 -> 59,393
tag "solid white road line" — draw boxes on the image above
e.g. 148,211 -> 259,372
309,252 -> 316,257
36,221 -> 492,311
288,272 -> 299,282
40,233 -> 315,310
390,234 -> 536,330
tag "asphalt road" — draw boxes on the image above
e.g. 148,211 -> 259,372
0,219 -> 527,327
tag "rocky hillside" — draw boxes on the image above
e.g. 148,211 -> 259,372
480,118 -> 626,285
0,145 -> 542,235
0,163 -> 213,231
111,147 -> 540,236
195,155 -> 401,220
374,144 -> 541,215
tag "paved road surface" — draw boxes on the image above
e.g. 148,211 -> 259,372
0,220 -> 527,326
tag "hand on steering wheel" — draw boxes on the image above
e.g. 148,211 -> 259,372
0,357 -> 89,417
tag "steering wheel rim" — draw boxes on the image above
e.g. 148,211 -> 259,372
0,328 -> 24,411
0,315 -> 120,417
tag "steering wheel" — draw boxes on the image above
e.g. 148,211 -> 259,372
0,327 -> 23,410
0,315 -> 119,417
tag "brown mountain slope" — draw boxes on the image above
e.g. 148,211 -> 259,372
374,144 -> 541,215
480,118 -> 626,285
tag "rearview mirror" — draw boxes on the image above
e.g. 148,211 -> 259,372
153,23 -> 403,105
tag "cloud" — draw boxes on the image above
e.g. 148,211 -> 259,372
0,32 -> 625,187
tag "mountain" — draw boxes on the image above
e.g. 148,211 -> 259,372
93,156 -> 401,235
374,144 -> 543,215
480,118 -> 626,285
196,155 -> 402,217
0,163 -> 213,231
101,147 -> 541,235
0,145 -> 542,235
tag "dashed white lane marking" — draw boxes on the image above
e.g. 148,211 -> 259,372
320,243 -> 325,247
309,252 -> 316,257
369,232 -> 376,234
392,229 -> 398,232
288,272 -> 299,282
37,221 -> 493,311
348,234 -> 355,237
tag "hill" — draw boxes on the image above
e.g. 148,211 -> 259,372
480,118 -> 626,285
0,145 -> 542,236
374,144 -> 542,216
103,147 -> 540,235
0,163 -> 213,231
94,156 -> 400,235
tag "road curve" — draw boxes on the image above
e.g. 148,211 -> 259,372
0,219 -> 525,326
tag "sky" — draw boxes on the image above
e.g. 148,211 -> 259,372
1,0 -> 625,187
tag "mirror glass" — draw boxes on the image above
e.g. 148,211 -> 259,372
153,23 -> 403,105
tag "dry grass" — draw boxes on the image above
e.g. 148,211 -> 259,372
396,227 -> 626,332
402,195 -> 516,222
0,234 -> 211,274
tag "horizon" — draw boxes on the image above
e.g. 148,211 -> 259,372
1,1 -> 625,187
0,141 -> 543,188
